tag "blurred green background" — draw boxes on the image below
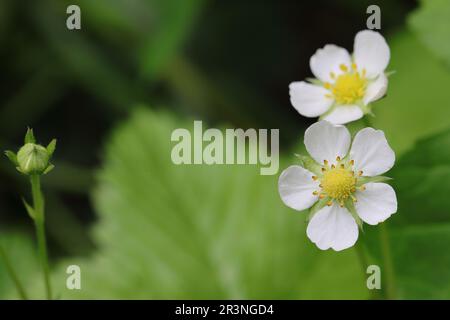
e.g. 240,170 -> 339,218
1,0 -> 450,299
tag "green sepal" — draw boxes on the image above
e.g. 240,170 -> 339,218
4,150 -> 18,166
307,196 -> 330,222
43,164 -> 55,175
46,139 -> 57,157
24,128 -> 36,144
345,198 -> 363,231
357,175 -> 392,186
318,102 -> 340,121
22,198 -> 35,219
385,70 -> 396,77
295,154 -> 323,176
359,102 -> 372,115
306,78 -> 323,86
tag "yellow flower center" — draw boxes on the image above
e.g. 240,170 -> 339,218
321,167 -> 355,202
311,157 -> 365,207
324,64 -> 367,104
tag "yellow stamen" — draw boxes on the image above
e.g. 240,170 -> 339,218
320,167 -> 356,203
339,64 -> 348,72
327,67 -> 367,104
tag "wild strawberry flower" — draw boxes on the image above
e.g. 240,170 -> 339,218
278,121 -> 397,251
289,30 -> 390,124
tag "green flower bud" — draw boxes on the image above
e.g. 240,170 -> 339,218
17,143 -> 50,175
5,129 -> 56,176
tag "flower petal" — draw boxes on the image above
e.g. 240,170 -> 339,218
353,30 -> 390,79
278,165 -> 320,211
355,183 -> 397,225
363,73 -> 388,105
306,203 -> 358,251
350,128 -> 395,176
322,105 -> 363,125
304,120 -> 351,165
310,44 -> 351,83
289,81 -> 333,117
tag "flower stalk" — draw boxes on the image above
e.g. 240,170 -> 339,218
361,117 -> 398,300
30,174 -> 52,300
4,128 -> 56,300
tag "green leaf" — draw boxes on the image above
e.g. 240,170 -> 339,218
0,232 -> 38,299
366,127 -> 450,299
409,0 -> 450,67
33,109 -> 368,299
371,30 -> 450,155
138,0 -> 205,80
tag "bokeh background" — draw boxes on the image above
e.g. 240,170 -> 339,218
1,0 -> 450,299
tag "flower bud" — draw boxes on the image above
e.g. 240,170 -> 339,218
16,143 -> 50,175
5,129 -> 56,176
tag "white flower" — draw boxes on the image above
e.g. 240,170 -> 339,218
278,121 -> 397,251
289,30 -> 390,124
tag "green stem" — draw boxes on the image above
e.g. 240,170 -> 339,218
380,222 -> 397,299
355,239 -> 369,277
0,244 -> 28,299
355,237 -> 383,300
30,174 -> 52,300
362,115 -> 398,299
